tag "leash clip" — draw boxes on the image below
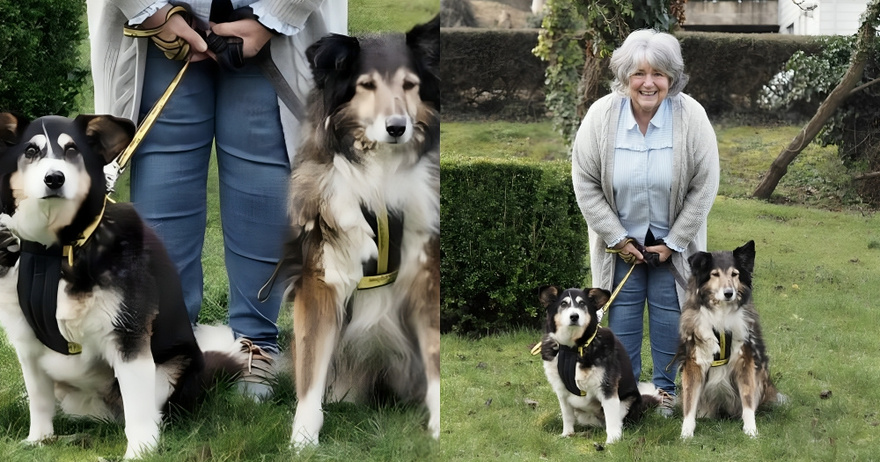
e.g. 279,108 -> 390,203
104,160 -> 123,194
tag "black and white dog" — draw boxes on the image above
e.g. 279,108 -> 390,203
0,113 -> 250,459
677,241 -> 786,439
538,286 -> 664,444
275,16 -> 440,447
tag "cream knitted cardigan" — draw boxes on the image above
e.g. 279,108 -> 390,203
571,92 -> 720,308
85,0 -> 347,164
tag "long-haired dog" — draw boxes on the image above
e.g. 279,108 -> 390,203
677,240 -> 785,439
0,113 -> 252,459
538,286 -> 664,444
276,16 -> 440,447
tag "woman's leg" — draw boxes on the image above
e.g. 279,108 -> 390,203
131,46 -> 216,323
214,63 -> 290,353
607,258 -> 648,380
646,265 -> 681,395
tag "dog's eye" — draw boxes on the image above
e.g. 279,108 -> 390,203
24,146 -> 39,158
710,270 -> 720,277
403,80 -> 417,91
64,146 -> 79,158
359,81 -> 376,90
731,270 -> 739,278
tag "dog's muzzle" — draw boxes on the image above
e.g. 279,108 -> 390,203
386,115 -> 408,139
44,171 -> 64,190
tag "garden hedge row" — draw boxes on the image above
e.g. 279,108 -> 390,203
440,155 -> 588,335
442,28 -> 823,123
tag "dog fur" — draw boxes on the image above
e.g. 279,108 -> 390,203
539,286 -> 663,444
677,240 -> 785,439
0,112 -> 247,459
279,16 -> 440,447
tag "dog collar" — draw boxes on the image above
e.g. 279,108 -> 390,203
711,329 -> 733,367
62,195 -> 109,267
17,241 -> 82,355
555,324 -> 600,396
357,202 -> 402,289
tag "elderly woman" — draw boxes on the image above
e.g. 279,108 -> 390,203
571,29 -> 720,414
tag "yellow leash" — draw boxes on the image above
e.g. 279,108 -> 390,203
104,58 -> 190,194
105,6 -> 194,194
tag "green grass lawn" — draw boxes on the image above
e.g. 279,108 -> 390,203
442,197 -> 880,461
441,122 -> 880,460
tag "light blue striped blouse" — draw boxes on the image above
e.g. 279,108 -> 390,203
612,98 -> 674,248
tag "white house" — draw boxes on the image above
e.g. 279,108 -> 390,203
778,0 -> 869,35
684,0 -> 870,35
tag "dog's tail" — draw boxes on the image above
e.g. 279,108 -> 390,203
194,324 -> 275,394
625,382 -> 667,423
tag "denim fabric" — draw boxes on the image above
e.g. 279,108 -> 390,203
607,256 -> 681,395
130,45 -> 289,353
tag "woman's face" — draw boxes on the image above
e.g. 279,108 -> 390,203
628,62 -> 669,118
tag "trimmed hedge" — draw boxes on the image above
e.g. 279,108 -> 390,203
440,155 -> 588,335
441,28 -> 823,123
0,1 -> 88,118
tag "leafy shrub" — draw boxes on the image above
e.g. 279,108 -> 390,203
758,33 -> 880,204
440,155 -> 589,335
0,1 -> 88,118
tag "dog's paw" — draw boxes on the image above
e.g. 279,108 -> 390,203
560,429 -> 574,438
743,424 -> 759,438
774,392 -> 789,406
680,419 -> 696,439
605,431 -> 622,445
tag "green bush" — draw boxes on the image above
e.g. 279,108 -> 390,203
440,155 -> 589,335
0,1 -> 88,118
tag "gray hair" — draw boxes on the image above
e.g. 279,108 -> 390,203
609,29 -> 689,97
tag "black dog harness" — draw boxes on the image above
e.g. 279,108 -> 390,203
358,203 -> 403,289
557,345 -> 586,396
556,325 -> 600,396
711,329 -> 733,367
14,201 -> 105,356
17,241 -> 81,355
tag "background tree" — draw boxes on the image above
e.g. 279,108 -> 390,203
0,0 -> 88,119
754,0 -> 880,200
532,0 -> 685,145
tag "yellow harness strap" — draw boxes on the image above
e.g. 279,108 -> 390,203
711,329 -> 732,367
357,201 -> 399,289
62,196 -> 109,267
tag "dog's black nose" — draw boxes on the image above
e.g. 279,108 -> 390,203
723,288 -> 735,300
569,313 -> 579,323
44,171 -> 65,190
386,116 -> 407,138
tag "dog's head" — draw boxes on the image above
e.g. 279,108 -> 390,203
687,240 -> 755,307
539,285 -> 610,347
305,15 -> 439,159
0,112 -> 134,246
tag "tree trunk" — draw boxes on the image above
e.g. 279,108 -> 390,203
752,0 -> 880,199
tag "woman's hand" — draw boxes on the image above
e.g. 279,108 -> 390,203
210,19 -> 274,59
613,240 -> 644,264
141,5 -> 210,61
645,243 -> 673,263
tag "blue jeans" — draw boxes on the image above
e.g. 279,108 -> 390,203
130,46 -> 290,353
607,257 -> 681,395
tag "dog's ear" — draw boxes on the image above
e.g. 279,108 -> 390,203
586,288 -> 611,310
538,285 -> 561,308
406,15 -> 440,106
74,115 -> 136,165
733,240 -> 756,275
0,112 -> 28,147
306,34 -> 360,90
687,251 -> 713,277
